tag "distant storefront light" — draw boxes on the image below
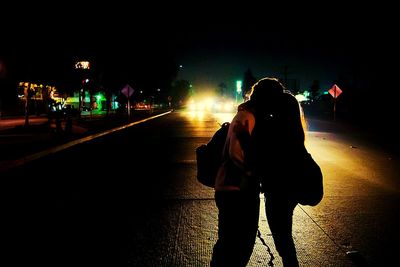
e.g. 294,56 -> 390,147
75,61 -> 90,70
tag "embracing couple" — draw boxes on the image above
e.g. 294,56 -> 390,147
211,77 -> 307,267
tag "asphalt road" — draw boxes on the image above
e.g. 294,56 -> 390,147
2,110 -> 399,266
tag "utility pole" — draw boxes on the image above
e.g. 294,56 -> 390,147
283,65 -> 288,87
24,82 -> 30,127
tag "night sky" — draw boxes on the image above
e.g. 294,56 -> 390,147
170,15 -> 398,95
2,4 -> 399,102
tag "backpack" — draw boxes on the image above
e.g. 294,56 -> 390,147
293,150 -> 324,206
195,122 -> 230,188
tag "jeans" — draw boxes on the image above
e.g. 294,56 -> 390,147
264,193 -> 299,267
211,190 -> 260,267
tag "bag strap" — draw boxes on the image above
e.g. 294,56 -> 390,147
221,136 -> 230,162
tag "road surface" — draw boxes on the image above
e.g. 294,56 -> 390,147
2,110 -> 399,266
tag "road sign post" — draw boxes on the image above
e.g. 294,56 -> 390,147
328,84 -> 342,121
121,84 -> 134,119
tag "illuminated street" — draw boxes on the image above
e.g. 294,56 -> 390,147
2,6 -> 400,266
1,109 -> 399,266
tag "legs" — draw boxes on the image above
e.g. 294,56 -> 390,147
211,191 -> 260,267
265,195 -> 299,267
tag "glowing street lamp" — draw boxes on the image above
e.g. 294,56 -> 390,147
236,80 -> 242,103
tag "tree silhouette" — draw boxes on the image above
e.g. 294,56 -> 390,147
170,79 -> 191,107
242,68 -> 257,100
218,82 -> 227,97
310,80 -> 320,100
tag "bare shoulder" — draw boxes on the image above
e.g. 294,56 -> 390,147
235,109 -> 255,122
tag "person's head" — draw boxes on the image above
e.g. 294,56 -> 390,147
248,77 -> 306,141
248,77 -> 285,109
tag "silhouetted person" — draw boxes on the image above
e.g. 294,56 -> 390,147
210,88 -> 261,266
49,102 -> 63,134
210,77 -> 305,266
64,105 -> 73,134
238,77 -> 305,267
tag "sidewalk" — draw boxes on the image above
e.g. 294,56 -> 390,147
303,107 -> 400,156
0,110 -> 170,162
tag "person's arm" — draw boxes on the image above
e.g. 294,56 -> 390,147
234,120 -> 251,153
228,111 -> 255,170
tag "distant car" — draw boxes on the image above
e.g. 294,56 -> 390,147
134,102 -> 151,110
187,96 -> 236,113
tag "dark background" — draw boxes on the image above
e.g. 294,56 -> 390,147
1,3 -> 399,150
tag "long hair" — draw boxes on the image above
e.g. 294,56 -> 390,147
248,77 -> 306,143
248,77 -> 284,106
